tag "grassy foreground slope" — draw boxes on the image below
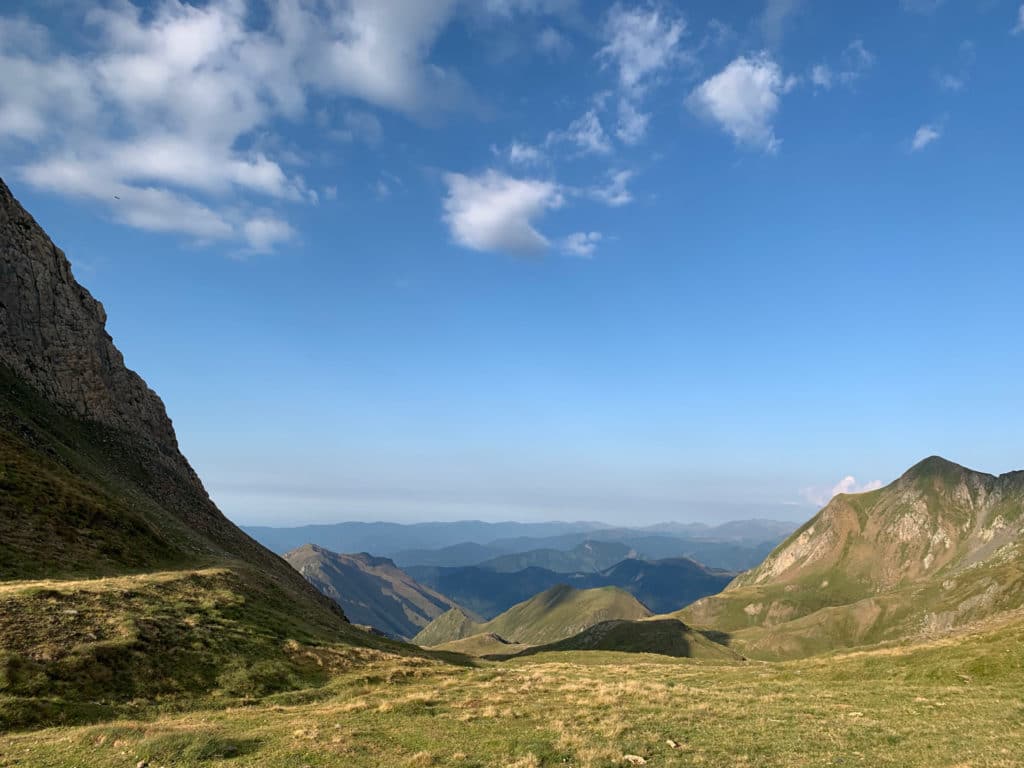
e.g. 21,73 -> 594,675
3,612 -> 1022,767
414,584 -> 651,647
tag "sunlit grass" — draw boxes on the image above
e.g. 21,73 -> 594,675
3,612 -> 1023,767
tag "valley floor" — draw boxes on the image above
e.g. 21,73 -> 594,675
2,614 -> 1022,768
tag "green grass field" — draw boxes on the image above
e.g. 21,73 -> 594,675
3,608 -> 1022,767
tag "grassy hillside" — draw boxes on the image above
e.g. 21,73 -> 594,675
681,457 -> 1024,659
433,632 -> 528,657
4,611 -> 1023,766
414,584 -> 652,647
284,545 -> 458,640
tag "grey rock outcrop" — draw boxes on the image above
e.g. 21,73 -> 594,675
0,177 -> 193,478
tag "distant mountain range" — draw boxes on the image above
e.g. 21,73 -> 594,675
414,584 -> 652,647
407,556 -> 733,618
246,519 -> 793,573
681,456 -> 1024,659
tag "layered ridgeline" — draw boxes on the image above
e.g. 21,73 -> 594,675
284,545 -> 458,640
0,179 -> 393,726
408,556 -> 733,618
681,457 -> 1024,659
414,584 -> 651,647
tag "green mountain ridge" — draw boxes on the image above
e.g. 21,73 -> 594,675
414,584 -> 652,647
680,456 -> 1024,659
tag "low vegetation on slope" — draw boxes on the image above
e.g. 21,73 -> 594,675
284,545 -> 457,640
4,612 -> 1023,767
414,584 -> 651,647
0,566 -> 414,730
433,632 -> 528,657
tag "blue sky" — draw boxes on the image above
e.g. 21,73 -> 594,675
2,0 -> 1023,525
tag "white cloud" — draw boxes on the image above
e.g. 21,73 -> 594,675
842,39 -> 875,72
615,99 -> 650,144
442,170 -> 564,255
549,109 -> 612,155
562,231 -> 602,257
0,0 -> 487,252
911,124 -> 941,151
243,216 -> 296,253
938,73 -> 965,91
537,26 -> 571,56
688,53 -> 792,153
494,141 -> 545,165
1013,5 -> 1024,34
600,4 -> 686,96
811,64 -> 832,90
800,476 -> 883,507
589,169 -> 634,207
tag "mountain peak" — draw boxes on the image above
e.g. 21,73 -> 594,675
900,456 -> 993,484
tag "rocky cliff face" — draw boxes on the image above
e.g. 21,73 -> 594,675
0,178 -> 192,480
0,178 -> 346,626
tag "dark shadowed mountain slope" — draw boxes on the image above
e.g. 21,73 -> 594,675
284,545 -> 458,639
598,557 -> 734,614
505,618 -> 743,661
681,457 -> 1024,659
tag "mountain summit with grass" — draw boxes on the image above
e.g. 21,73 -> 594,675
682,456 -> 1024,658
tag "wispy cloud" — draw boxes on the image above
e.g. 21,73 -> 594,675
548,109 -> 613,155
588,169 -> 634,207
562,231 -> 602,257
911,124 -> 941,151
0,0 -> 544,253
800,476 -> 884,507
761,0 -> 803,47
599,3 -> 687,145
810,39 -> 875,91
